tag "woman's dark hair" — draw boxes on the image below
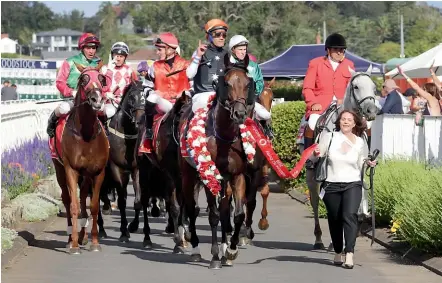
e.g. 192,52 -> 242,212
422,83 -> 441,100
334,110 -> 367,137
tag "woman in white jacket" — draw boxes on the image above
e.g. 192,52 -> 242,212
310,110 -> 376,269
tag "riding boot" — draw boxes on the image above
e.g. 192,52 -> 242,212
145,101 -> 156,139
46,111 -> 59,138
98,115 -> 110,136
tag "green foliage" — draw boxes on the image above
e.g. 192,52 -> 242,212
369,42 -> 401,63
271,101 -> 306,188
272,85 -> 303,101
1,227 -> 18,254
371,159 -> 442,253
13,193 -> 61,222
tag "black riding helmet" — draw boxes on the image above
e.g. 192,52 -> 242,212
325,33 -> 347,50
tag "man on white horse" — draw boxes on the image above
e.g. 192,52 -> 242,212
302,33 -> 355,154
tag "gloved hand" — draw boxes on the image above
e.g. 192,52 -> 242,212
71,90 -> 77,98
105,92 -> 115,100
143,79 -> 154,89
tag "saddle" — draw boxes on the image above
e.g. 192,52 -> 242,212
138,112 -> 169,155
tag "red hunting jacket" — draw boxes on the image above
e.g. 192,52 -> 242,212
302,56 -> 355,119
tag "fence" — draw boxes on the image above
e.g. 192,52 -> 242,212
0,99 -> 63,153
370,114 -> 442,164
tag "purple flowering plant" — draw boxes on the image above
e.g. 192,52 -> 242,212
1,137 -> 55,199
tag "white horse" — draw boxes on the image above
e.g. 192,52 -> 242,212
300,65 -> 379,250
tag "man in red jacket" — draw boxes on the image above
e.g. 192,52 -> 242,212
302,33 -> 355,149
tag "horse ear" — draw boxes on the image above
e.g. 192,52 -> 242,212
366,64 -> 373,76
269,77 -> 276,88
74,62 -> 85,73
348,66 -> 356,76
98,74 -> 107,87
96,61 -> 104,71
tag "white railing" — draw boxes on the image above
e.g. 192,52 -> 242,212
1,99 -> 64,153
370,114 -> 442,165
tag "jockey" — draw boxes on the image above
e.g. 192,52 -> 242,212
186,19 -> 229,111
137,60 -> 155,82
100,41 -> 138,125
301,33 -> 355,151
47,33 -> 102,138
228,35 -> 273,137
144,32 -> 192,139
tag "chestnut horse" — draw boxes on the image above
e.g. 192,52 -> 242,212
51,63 -> 109,254
178,55 -> 254,269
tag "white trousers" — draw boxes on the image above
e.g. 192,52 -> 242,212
191,92 -> 271,120
104,103 -> 117,118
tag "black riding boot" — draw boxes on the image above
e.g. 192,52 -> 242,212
145,101 -> 157,139
98,115 -> 110,136
46,111 -> 59,138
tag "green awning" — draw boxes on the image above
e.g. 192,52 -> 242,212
385,57 -> 413,72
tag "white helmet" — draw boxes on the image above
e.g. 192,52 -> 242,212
111,41 -> 129,56
229,35 -> 249,50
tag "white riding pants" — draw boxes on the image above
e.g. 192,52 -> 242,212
104,103 -> 117,119
191,92 -> 271,121
146,91 -> 173,113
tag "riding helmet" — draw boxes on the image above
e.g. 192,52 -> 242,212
325,33 -> 347,50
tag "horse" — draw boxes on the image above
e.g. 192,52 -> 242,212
136,91 -> 191,249
50,62 -> 109,254
178,54 -> 254,269
301,65 -> 378,250
240,77 -> 276,245
96,80 -> 146,242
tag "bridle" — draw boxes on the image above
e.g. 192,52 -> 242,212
348,73 -> 376,119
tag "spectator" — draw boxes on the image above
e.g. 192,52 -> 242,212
377,79 -> 404,115
11,84 -> 17,89
2,80 -> 11,90
1,83 -> 18,101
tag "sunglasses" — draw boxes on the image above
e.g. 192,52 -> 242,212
212,32 -> 227,38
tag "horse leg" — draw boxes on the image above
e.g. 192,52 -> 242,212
54,161 -> 73,248
205,188 -> 221,269
101,165 -> 113,215
141,184 -> 153,248
128,168 -> 141,233
220,182 -> 234,266
78,178 -> 90,246
65,165 -> 81,254
97,205 -> 107,238
225,175 -> 246,265
241,171 -> 257,246
165,199 -> 175,234
89,168 -> 105,252
171,187 -> 187,253
258,164 -> 270,231
111,162 -> 131,242
306,168 -> 325,249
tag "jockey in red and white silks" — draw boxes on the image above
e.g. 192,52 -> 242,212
100,41 -> 138,120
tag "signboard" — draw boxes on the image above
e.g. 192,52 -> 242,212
1,58 -> 60,100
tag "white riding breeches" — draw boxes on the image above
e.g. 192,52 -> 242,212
104,103 -> 117,119
146,91 -> 173,113
55,101 -> 74,117
191,92 -> 271,121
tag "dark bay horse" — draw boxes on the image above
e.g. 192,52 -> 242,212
178,55 -> 253,269
51,62 -> 109,254
137,92 -> 191,249
96,80 -> 146,242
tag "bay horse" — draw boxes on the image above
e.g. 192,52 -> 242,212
50,62 -> 109,254
178,54 -> 254,269
137,91 -> 191,249
302,65 -> 378,250
96,80 -> 146,242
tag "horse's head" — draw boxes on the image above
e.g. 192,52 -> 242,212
120,79 -> 146,124
74,62 -> 107,111
260,77 -> 275,112
346,65 -> 378,121
216,54 -> 253,124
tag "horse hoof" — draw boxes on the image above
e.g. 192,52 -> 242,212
184,231 -> 192,242
102,208 -> 112,215
89,244 -> 102,252
151,206 -> 160,217
226,248 -> 239,260
119,235 -> 130,243
258,219 -> 269,231
209,260 -> 222,270
173,245 -> 185,254
69,247 -> 81,255
128,222 -> 139,233
239,237 -> 250,246
80,238 -> 88,246
190,253 -> 202,262
143,239 -> 153,249
221,256 -> 233,266
98,230 -> 107,239
313,242 -> 325,250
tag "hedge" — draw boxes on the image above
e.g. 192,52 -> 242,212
271,102 -> 442,254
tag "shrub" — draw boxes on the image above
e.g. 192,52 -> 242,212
272,85 -> 303,101
1,227 -> 18,254
271,101 -> 306,189
1,137 -> 55,200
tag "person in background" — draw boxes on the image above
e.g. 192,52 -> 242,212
429,60 -> 441,92
11,84 -> 17,90
403,88 -> 418,114
398,65 -> 441,117
309,110 -> 376,269
1,82 -> 18,101
377,79 -> 404,115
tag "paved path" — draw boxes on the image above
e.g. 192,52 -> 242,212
2,188 -> 440,283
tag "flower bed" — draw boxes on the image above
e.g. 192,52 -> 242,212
1,137 -> 55,200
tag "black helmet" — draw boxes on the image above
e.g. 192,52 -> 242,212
325,33 -> 347,50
